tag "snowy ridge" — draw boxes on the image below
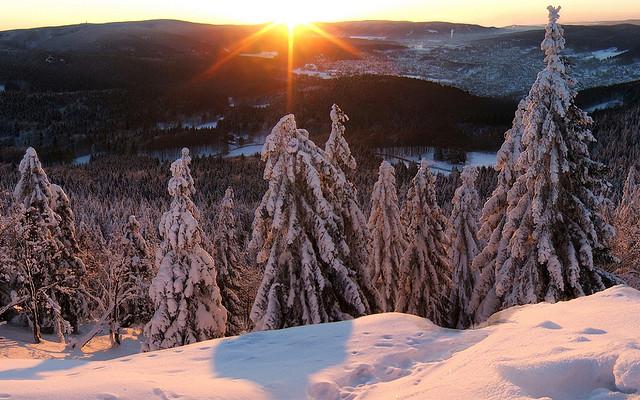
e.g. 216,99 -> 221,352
2,286 -> 639,399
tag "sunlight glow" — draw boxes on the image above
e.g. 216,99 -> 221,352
3,0 -> 640,31
192,19 -> 360,112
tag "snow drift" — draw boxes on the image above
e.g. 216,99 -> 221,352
1,286 -> 639,399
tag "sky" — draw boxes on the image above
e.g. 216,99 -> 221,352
3,0 -> 640,31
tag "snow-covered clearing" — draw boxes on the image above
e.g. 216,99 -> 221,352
1,286 -> 639,399
586,99 -> 625,113
591,48 -> 629,61
239,51 -> 278,59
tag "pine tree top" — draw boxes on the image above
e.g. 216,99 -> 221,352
14,147 -> 54,208
542,6 -> 565,61
326,104 -> 356,172
377,160 -> 395,180
460,166 -> 478,188
168,147 -> 195,198
221,187 -> 235,212
330,104 -> 349,125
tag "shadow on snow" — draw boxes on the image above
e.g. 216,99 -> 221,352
211,319 -> 353,399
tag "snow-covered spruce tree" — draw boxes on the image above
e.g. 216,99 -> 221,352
471,6 -> 618,322
447,166 -> 481,329
366,161 -> 407,312
12,148 -> 85,340
213,187 -> 244,336
613,166 -> 640,287
323,104 -> 376,311
468,99 -> 526,322
143,148 -> 227,351
249,114 -> 370,330
14,205 -> 62,342
48,183 -> 89,332
395,160 -> 452,326
119,215 -> 154,326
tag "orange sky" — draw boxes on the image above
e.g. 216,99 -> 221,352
3,0 -> 640,31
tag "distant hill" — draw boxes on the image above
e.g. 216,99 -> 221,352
0,20 -> 260,54
479,24 -> 640,61
0,19 -> 496,55
316,20 -> 498,39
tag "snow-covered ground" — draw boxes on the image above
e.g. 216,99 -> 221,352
590,48 -> 629,61
293,67 -> 334,79
1,286 -> 639,399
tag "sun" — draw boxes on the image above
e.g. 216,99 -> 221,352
275,1 -> 314,29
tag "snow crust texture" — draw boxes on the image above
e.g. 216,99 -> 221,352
2,286 -> 638,400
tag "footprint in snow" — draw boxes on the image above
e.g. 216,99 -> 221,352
152,388 -> 169,400
536,321 -> 562,330
96,394 -> 119,400
581,327 -> 607,335
570,336 -> 591,342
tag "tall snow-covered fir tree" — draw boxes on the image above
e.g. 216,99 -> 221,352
249,114 -> 370,331
119,215 -> 154,326
470,6 -> 618,322
366,161 -> 407,312
12,148 -> 86,339
143,148 -> 227,351
213,187 -> 245,336
323,104 -> 376,311
468,99 -> 526,322
395,160 -> 452,326
447,166 -> 481,329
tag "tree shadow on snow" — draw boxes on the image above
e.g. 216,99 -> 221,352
0,359 -> 88,380
212,319 -> 353,399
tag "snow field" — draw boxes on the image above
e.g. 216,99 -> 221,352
1,286 -> 639,400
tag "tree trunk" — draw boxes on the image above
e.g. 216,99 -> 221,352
30,298 -> 41,344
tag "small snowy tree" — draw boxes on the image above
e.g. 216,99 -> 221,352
396,160 -> 452,326
617,166 -> 639,221
48,183 -> 88,332
0,208 -> 19,312
323,104 -> 375,310
366,161 -> 407,312
325,104 -> 356,173
119,215 -> 154,326
471,6 -> 618,322
250,114 -> 370,331
143,148 -> 227,351
11,148 -> 84,341
213,187 -> 245,336
447,166 -> 481,328
613,166 -> 640,287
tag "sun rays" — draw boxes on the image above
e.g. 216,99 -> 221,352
194,21 -> 360,112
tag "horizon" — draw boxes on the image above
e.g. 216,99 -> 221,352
3,16 -> 640,33
4,0 -> 640,31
